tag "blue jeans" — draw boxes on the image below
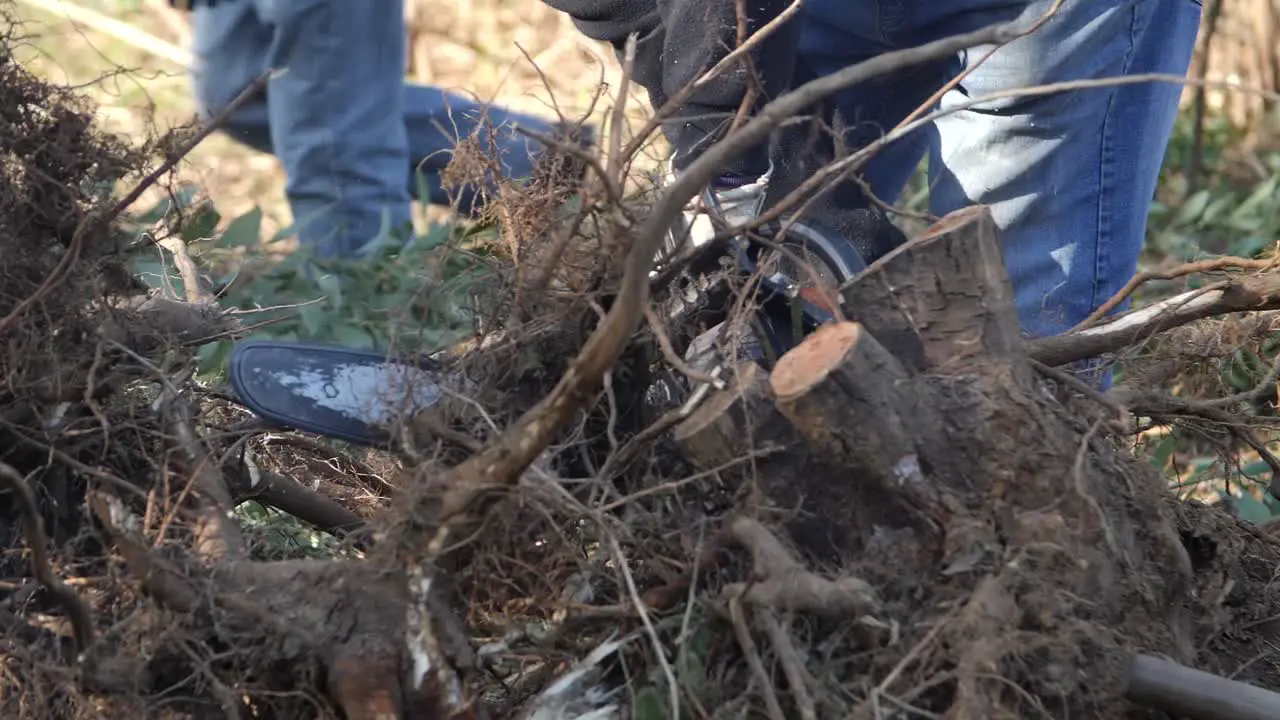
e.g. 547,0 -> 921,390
795,0 -> 1201,339
189,0 -> 561,260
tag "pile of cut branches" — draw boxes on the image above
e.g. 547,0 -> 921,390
8,10 -> 1280,720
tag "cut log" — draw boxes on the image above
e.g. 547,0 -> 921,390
673,361 -> 794,472
672,361 -> 872,562
769,321 -> 947,547
841,205 -> 1022,373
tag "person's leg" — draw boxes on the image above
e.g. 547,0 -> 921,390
794,0 -> 1199,350
926,0 -> 1202,346
190,0 -> 411,260
190,1 -> 569,258
794,2 -> 948,207
187,1 -> 275,157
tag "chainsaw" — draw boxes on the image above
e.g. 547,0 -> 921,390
228,212 -> 870,447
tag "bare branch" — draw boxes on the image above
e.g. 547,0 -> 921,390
1073,256 -> 1278,331
1028,272 -> 1280,367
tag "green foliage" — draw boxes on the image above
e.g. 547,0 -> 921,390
235,500 -> 351,560
119,188 -> 503,380
1129,110 -> 1280,523
1149,112 -> 1280,261
630,616 -> 713,720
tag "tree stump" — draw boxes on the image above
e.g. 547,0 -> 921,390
841,205 -> 1024,373
673,362 -> 871,562
673,205 -> 1241,717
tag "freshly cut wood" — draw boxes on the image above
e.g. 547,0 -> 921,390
673,361 -> 851,560
770,321 -> 946,545
841,205 -> 1022,373
673,361 -> 794,472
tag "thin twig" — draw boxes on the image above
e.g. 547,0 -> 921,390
517,125 -> 621,204
1073,257 -> 1278,331
597,448 -> 776,514
0,69 -> 272,335
1030,358 -> 1129,430
1126,393 -> 1280,491
107,339 -> 244,560
1208,343 -> 1280,409
607,34 -> 636,185
1029,272 -> 1280,367
1072,420 -> 1124,565
643,304 -> 724,387
607,533 -> 680,719
730,596 -> 786,720
0,461 -> 95,653
757,610 -> 818,720
158,235 -> 216,305
873,608 -> 955,699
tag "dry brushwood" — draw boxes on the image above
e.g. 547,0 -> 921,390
11,3 -> 1280,718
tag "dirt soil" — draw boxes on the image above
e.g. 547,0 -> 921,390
5,17 -> 1280,720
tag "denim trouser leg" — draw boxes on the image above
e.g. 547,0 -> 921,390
190,0 -> 556,260
798,0 -> 1201,341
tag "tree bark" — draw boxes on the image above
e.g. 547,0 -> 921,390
841,205 -> 1023,374
769,322 -> 947,552
673,361 -> 864,562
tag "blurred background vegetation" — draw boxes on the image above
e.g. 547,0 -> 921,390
8,0 -> 1280,525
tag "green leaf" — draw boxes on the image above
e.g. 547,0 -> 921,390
219,207 -> 263,249
412,222 -> 452,253
333,323 -> 375,349
1173,189 -> 1212,227
630,686 -> 666,720
314,273 -> 344,312
1149,434 -> 1176,472
299,304 -> 327,337
1230,175 -> 1279,223
131,258 -> 185,297
1234,492 -> 1273,525
196,339 -> 234,378
181,201 -> 222,243
1240,459 -> 1274,479
415,168 -> 434,212
1229,234 -> 1272,259
1227,351 -> 1258,392
1201,193 -> 1236,223
676,625 -> 709,696
269,221 -> 299,244
1188,457 -> 1218,482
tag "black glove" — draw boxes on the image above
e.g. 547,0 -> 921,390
767,117 -> 908,267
